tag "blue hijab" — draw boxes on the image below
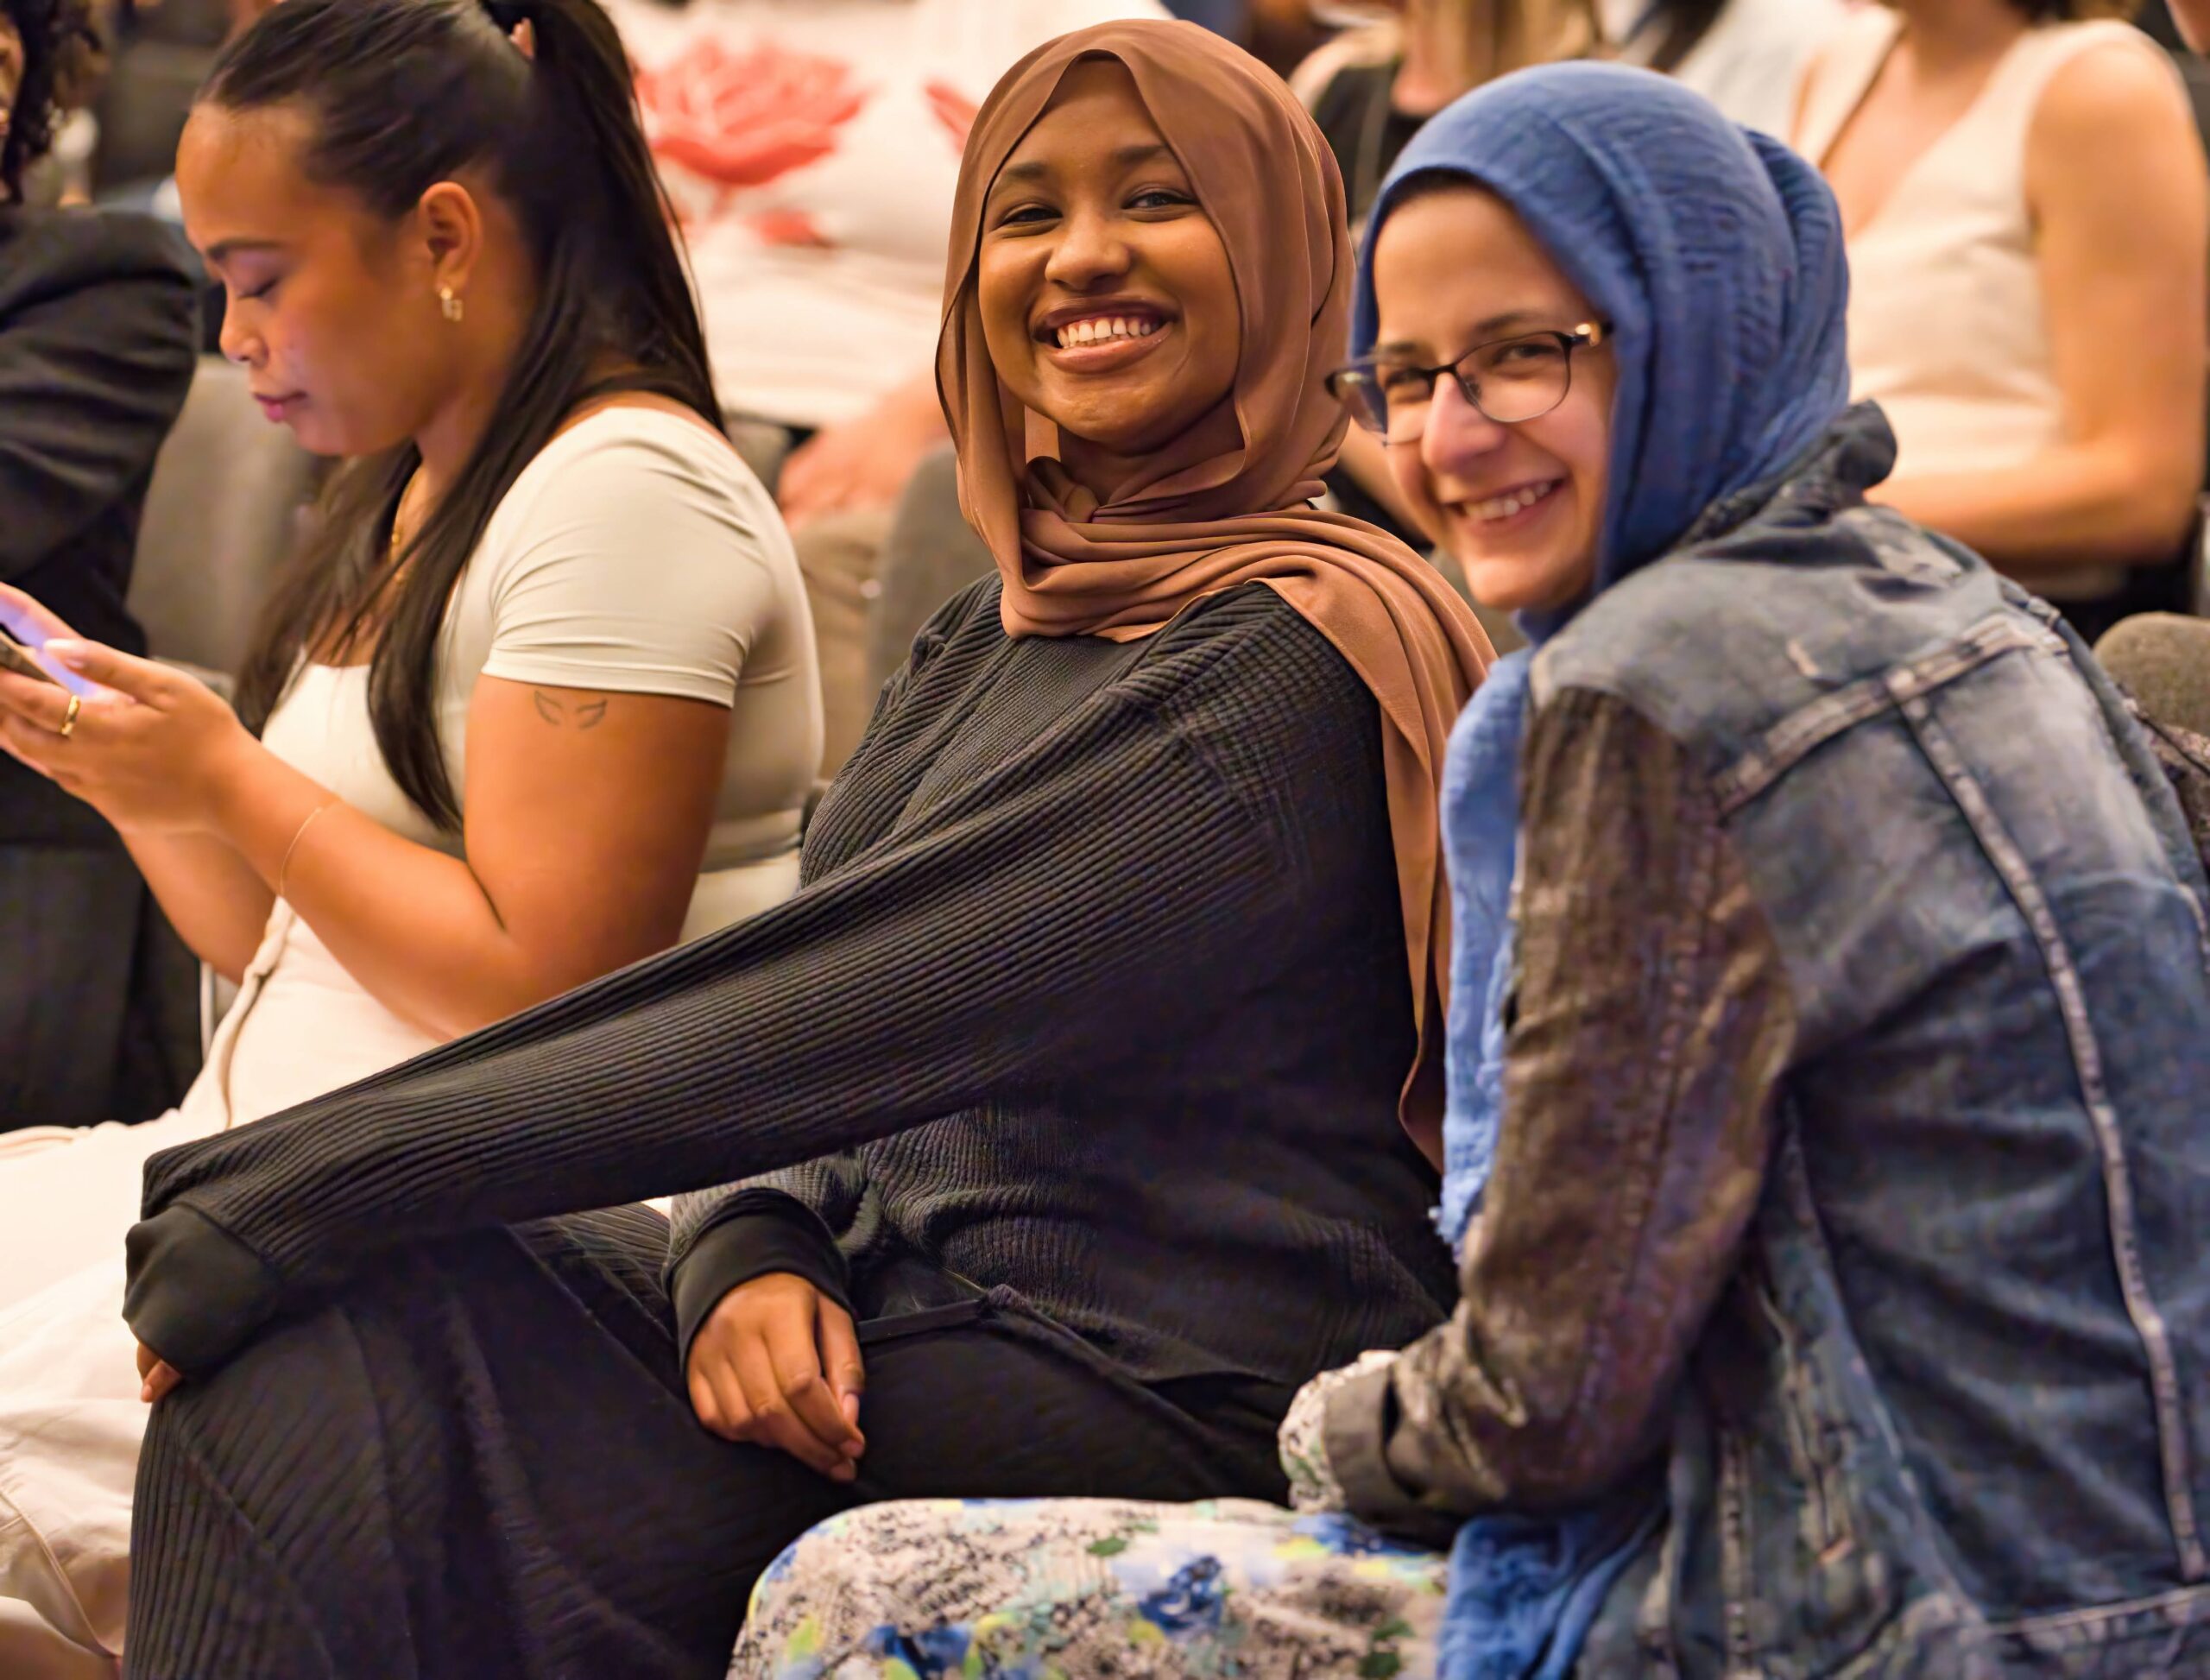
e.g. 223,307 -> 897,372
1351,61 -> 1853,1254
1353,65 -> 1853,1677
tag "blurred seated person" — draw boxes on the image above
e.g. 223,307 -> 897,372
0,0 -> 199,1130
605,0 -> 1169,774
2174,0 -> 2210,44
1601,0 -> 1847,135
1796,0 -> 2207,641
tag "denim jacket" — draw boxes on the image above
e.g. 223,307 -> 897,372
1324,407 -> 2210,1677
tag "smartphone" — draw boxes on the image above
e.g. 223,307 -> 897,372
0,635 -> 64,687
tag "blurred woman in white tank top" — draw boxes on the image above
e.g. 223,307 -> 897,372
1794,0 -> 2206,640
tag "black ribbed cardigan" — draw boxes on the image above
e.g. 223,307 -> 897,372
124,581 -> 1455,1393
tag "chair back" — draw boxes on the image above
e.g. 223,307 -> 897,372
130,356 -> 315,679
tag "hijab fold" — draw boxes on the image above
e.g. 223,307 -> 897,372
938,20 -> 1495,1157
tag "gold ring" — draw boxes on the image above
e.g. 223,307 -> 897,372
58,694 -> 81,740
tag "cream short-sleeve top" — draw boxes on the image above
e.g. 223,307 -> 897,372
195,406 -> 823,1131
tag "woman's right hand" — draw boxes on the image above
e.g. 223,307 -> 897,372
686,1272 -> 867,1480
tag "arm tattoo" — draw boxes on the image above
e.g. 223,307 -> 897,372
532,690 -> 610,731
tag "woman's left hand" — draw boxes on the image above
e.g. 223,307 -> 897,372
0,621 -> 256,836
136,1338 -> 184,1405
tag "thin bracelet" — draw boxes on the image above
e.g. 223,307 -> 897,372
277,799 -> 341,901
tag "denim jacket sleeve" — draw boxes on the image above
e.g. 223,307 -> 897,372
1323,687 -> 1797,1527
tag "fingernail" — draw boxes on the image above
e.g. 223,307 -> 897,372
44,641 -> 84,666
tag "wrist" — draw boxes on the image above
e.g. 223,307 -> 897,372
198,725 -> 270,837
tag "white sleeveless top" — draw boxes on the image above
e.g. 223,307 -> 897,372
184,407 -> 823,1132
1796,11 -> 2175,600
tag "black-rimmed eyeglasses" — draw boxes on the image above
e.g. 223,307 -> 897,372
1327,321 -> 1613,443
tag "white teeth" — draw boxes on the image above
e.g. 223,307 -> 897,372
1054,315 -> 1161,349
1470,481 -> 1560,521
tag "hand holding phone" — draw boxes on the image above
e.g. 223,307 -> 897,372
0,635 -> 63,687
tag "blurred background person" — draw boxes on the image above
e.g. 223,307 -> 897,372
1796,0 -> 2207,641
603,0 -> 1168,776
1602,0 -> 1848,134
1293,0 -> 1598,235
0,0 -> 200,1130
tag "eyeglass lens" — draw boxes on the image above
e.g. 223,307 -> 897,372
1357,334 -> 1576,442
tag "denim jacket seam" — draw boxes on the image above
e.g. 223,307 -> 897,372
1713,615 -> 2065,818
1894,692 -> 2207,1582
1991,1580 -> 2210,1639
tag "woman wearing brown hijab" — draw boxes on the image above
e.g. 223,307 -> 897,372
120,20 -> 1491,1678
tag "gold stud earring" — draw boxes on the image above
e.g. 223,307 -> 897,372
439,286 -> 464,325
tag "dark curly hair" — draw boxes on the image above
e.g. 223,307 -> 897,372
0,0 -> 105,201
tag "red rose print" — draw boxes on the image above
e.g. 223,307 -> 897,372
746,208 -> 833,249
639,38 -> 869,195
924,79 -> 979,153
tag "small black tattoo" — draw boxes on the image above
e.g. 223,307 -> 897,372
533,691 -> 611,730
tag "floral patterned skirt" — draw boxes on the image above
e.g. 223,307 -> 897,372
732,1497 -> 1448,1679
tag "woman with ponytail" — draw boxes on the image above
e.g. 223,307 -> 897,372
0,0 -> 819,1667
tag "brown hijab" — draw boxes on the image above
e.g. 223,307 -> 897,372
937,19 -> 1493,1157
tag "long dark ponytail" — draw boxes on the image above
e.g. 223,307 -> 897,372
214,0 -> 718,829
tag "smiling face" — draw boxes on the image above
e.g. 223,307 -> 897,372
1370,183 -> 1615,614
976,59 -> 1243,494
177,102 -> 458,458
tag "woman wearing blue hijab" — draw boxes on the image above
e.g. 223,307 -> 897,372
729,60 -> 2210,1680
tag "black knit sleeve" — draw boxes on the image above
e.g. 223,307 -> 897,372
667,1191 -> 852,1367
125,603 -> 1342,1374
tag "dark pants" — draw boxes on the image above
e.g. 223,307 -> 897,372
126,1205 -> 1286,1680
0,843 -> 198,1128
